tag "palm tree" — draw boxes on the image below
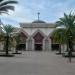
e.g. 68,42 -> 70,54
0,0 -> 18,14
51,28 -> 67,54
56,12 -> 75,52
0,0 -> 17,55
3,25 -> 14,55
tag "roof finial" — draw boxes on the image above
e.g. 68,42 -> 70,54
37,12 -> 40,21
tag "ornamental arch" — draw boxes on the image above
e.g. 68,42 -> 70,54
16,30 -> 29,51
32,30 -> 46,51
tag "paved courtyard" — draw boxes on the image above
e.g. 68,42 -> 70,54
0,51 -> 75,75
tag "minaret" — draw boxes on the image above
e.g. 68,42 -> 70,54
37,12 -> 40,21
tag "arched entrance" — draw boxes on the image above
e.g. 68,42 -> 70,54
50,37 -> 60,51
33,32 -> 44,51
16,32 -> 28,51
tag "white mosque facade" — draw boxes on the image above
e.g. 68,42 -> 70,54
17,20 -> 56,51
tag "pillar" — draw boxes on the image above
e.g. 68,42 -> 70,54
26,37 -> 34,51
43,37 -> 51,51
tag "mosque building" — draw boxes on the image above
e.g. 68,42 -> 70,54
17,12 -> 58,51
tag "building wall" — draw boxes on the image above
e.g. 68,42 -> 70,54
19,27 -> 55,51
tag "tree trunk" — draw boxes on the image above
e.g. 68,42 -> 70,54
59,44 -> 61,54
5,35 -> 9,55
15,45 -> 18,53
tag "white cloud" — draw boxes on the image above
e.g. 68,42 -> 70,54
0,0 -> 75,26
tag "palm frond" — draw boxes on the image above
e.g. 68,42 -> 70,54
0,5 -> 14,11
0,1 -> 18,6
0,0 -> 18,14
51,28 -> 67,44
3,25 -> 14,34
0,0 -> 3,2
0,11 -> 9,15
56,21 -> 63,27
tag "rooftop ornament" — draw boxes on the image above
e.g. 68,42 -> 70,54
32,12 -> 46,23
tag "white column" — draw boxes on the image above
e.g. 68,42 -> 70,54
48,38 -> 51,51
0,42 -> 4,51
26,37 -> 31,51
43,38 -> 45,51
44,37 -> 51,51
32,38 -> 34,51
29,38 -> 32,51
27,37 -> 34,51
26,39 -> 28,51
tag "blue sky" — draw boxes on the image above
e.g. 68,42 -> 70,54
0,0 -> 75,27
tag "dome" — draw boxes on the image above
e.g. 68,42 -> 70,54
32,20 -> 46,23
